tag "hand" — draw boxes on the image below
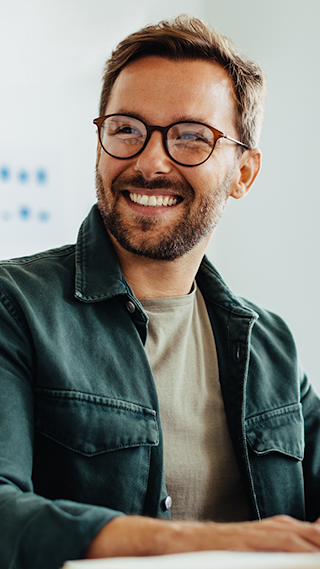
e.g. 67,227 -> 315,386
85,514 -> 320,559
216,515 -> 320,553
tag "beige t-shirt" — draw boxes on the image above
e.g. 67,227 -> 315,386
140,285 -> 251,522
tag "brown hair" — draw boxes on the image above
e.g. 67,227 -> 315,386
99,15 -> 266,149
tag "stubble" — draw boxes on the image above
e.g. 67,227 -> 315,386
96,168 -> 234,261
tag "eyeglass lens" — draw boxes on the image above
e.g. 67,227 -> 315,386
99,115 -> 215,166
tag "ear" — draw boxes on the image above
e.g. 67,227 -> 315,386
229,148 -> 261,200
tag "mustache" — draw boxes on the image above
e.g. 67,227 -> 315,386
110,173 -> 194,198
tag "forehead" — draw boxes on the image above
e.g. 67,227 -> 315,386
105,56 -> 237,131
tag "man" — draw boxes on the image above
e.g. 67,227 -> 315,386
1,15 -> 320,569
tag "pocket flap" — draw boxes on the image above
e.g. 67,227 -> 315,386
34,389 -> 159,456
245,403 -> 304,460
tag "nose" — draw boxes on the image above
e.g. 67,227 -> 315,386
133,130 -> 173,179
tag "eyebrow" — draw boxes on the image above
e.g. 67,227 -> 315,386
110,109 -> 211,126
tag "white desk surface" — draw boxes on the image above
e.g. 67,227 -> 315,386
63,550 -> 320,569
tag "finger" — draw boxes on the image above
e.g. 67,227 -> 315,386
260,517 -> 320,550
241,527 -> 320,553
214,521 -> 320,553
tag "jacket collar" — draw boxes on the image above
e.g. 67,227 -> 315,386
74,204 -> 258,320
74,204 -> 128,302
196,257 -> 258,319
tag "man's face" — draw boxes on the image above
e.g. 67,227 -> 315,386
96,56 -> 241,261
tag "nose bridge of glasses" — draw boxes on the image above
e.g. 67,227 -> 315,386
143,124 -> 170,155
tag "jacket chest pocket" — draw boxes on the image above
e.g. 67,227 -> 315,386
245,403 -> 305,519
33,389 -> 159,515
246,403 -> 304,459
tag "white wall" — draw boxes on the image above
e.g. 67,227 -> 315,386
1,0 -> 319,391
203,0 -> 320,392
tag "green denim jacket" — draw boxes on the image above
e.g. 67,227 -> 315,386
0,205 -> 320,569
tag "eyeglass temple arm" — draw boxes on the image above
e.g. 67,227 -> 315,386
222,133 -> 250,149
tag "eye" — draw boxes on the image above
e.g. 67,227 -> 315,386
178,131 -> 210,144
102,116 -> 146,151
103,116 -> 145,139
178,132 -> 198,141
169,124 -> 213,149
115,125 -> 142,137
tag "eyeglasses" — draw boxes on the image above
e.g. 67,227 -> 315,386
93,114 -> 249,167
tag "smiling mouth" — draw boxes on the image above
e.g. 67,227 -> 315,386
128,192 -> 180,207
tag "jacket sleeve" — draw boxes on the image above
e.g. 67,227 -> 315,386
0,291 -> 123,569
301,367 -> 320,521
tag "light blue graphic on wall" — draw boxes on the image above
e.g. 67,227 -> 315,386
0,165 -> 50,223
0,145 -> 69,260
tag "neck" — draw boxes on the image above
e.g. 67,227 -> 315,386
108,232 -> 212,299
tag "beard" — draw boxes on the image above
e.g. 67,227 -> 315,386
96,168 -> 234,262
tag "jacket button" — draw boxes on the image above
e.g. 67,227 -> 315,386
126,301 -> 136,313
162,496 -> 172,511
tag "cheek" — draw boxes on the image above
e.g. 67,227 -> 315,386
98,152 -> 134,184
193,155 -> 235,195
96,148 -> 101,169
97,154 -> 117,185
187,169 -> 215,197
97,149 -> 109,171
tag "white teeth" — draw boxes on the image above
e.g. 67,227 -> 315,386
148,195 -> 157,206
140,195 -> 148,205
129,193 -> 178,207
